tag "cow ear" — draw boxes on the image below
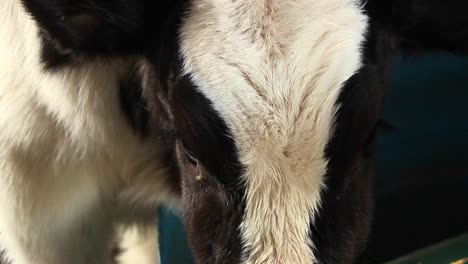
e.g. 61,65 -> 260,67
118,58 -> 176,139
139,60 -> 176,136
21,0 -> 182,56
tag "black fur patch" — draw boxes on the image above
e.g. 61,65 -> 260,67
310,0 -> 468,262
39,31 -> 74,69
21,0 -> 184,68
138,3 -> 246,262
170,76 -> 245,264
309,8 -> 398,262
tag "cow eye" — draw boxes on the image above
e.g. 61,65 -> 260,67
175,139 -> 199,167
184,149 -> 198,166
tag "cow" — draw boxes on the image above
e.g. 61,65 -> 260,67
0,0 -> 467,263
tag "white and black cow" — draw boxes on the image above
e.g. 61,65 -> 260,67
0,0 -> 467,264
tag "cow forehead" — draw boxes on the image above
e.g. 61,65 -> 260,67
179,0 -> 367,262
180,0 -> 366,150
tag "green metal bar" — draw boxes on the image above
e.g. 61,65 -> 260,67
386,234 -> 468,264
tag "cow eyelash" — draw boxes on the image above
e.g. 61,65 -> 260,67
175,133 -> 199,165
184,149 -> 198,166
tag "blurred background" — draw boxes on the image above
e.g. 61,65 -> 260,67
159,53 -> 468,264
362,53 -> 468,263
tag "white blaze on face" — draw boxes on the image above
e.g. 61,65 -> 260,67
179,0 -> 367,263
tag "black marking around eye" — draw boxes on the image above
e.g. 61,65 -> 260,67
168,74 -> 247,263
171,75 -> 244,190
136,2 -> 249,257
183,148 -> 198,166
310,23 -> 395,263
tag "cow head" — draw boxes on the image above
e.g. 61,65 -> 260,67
146,1 -> 378,263
21,0 -> 381,262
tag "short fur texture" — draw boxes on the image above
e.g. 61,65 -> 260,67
179,0 -> 367,262
173,0 -> 468,263
0,0 -> 467,263
0,1 -> 179,263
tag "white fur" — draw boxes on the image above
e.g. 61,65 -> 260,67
0,1 -> 173,263
115,225 -> 159,264
180,0 -> 368,263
